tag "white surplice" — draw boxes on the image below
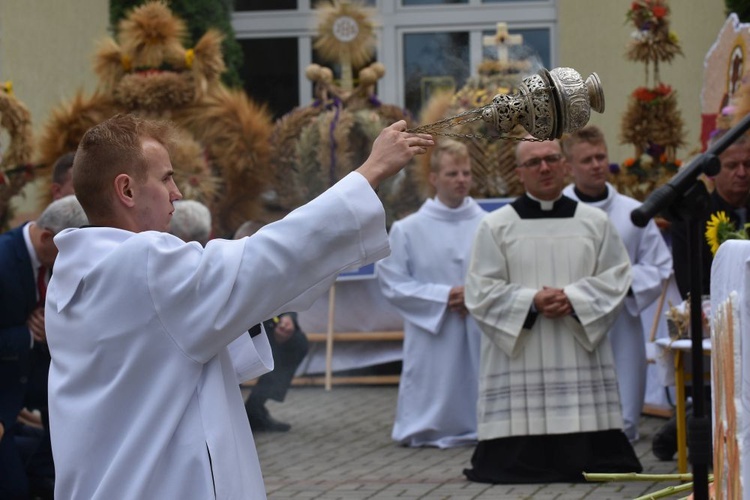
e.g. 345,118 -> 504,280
376,197 -> 485,448
563,183 -> 673,441
465,197 -> 631,440
46,173 -> 390,500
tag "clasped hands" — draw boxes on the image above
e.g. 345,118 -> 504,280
448,286 -> 468,318
533,286 -> 572,318
27,306 -> 46,344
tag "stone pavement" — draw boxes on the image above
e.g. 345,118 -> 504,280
249,385 -> 681,500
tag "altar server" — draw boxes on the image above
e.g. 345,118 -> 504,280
562,125 -> 673,442
464,137 -> 641,483
45,114 -> 432,499
377,139 -> 484,448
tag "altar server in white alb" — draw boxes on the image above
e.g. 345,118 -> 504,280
464,137 -> 642,483
561,125 -> 673,443
44,114 -> 433,500
377,139 -> 484,448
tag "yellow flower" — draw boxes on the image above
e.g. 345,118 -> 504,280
184,49 -> 195,69
705,211 -> 748,256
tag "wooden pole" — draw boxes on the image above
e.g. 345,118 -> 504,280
325,284 -> 336,391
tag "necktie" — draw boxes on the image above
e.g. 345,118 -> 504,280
37,265 -> 48,308
736,207 -> 747,228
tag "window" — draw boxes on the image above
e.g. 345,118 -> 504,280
232,2 -> 557,118
403,32 -> 470,117
235,0 -> 297,11
238,38 -> 300,119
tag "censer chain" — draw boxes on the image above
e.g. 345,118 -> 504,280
406,107 -> 485,135
406,87 -> 551,141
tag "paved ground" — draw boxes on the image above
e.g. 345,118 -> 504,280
248,385 -> 682,500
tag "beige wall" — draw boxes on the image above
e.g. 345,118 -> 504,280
0,0 -> 108,220
559,0 -> 728,164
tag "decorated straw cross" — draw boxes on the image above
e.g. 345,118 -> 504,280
483,22 -> 523,65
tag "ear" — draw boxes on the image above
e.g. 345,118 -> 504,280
428,171 -> 437,189
114,173 -> 136,208
561,158 -> 571,176
39,228 -> 55,245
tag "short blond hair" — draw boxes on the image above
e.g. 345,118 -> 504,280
430,139 -> 469,173
560,125 -> 606,159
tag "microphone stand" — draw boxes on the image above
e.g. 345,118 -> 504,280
631,112 -> 750,500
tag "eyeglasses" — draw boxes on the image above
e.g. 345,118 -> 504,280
519,153 -> 564,169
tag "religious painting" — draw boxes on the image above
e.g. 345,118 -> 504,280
701,13 -> 750,150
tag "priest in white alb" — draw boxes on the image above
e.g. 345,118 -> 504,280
463,137 -> 642,483
377,139 -> 484,448
562,126 -> 673,443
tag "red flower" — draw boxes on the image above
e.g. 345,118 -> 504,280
655,83 -> 672,96
633,84 -> 672,103
652,5 -> 668,18
623,158 -> 636,167
633,87 -> 655,102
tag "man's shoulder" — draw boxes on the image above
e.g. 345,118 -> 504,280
573,201 -> 614,228
390,212 -> 420,230
0,225 -> 26,259
611,190 -> 641,210
479,204 -> 516,229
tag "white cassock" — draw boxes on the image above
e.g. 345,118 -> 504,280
46,173 -> 390,500
563,183 -> 673,441
376,197 -> 485,448
465,195 -> 631,440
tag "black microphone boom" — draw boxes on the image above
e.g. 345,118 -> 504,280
630,111 -> 750,227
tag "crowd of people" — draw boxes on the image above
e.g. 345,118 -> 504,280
1,113 -> 747,498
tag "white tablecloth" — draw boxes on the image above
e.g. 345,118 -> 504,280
653,337 -> 712,387
296,278 -> 404,375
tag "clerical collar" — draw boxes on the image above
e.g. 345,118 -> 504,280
525,192 -> 562,211
511,193 -> 577,219
574,186 -> 608,203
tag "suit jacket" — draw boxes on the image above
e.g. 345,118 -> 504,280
671,190 -> 749,298
0,224 -> 36,426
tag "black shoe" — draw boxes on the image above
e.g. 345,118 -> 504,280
248,411 -> 291,432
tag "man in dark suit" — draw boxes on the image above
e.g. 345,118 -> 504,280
245,314 -> 309,432
671,131 -> 750,298
0,195 -> 87,498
